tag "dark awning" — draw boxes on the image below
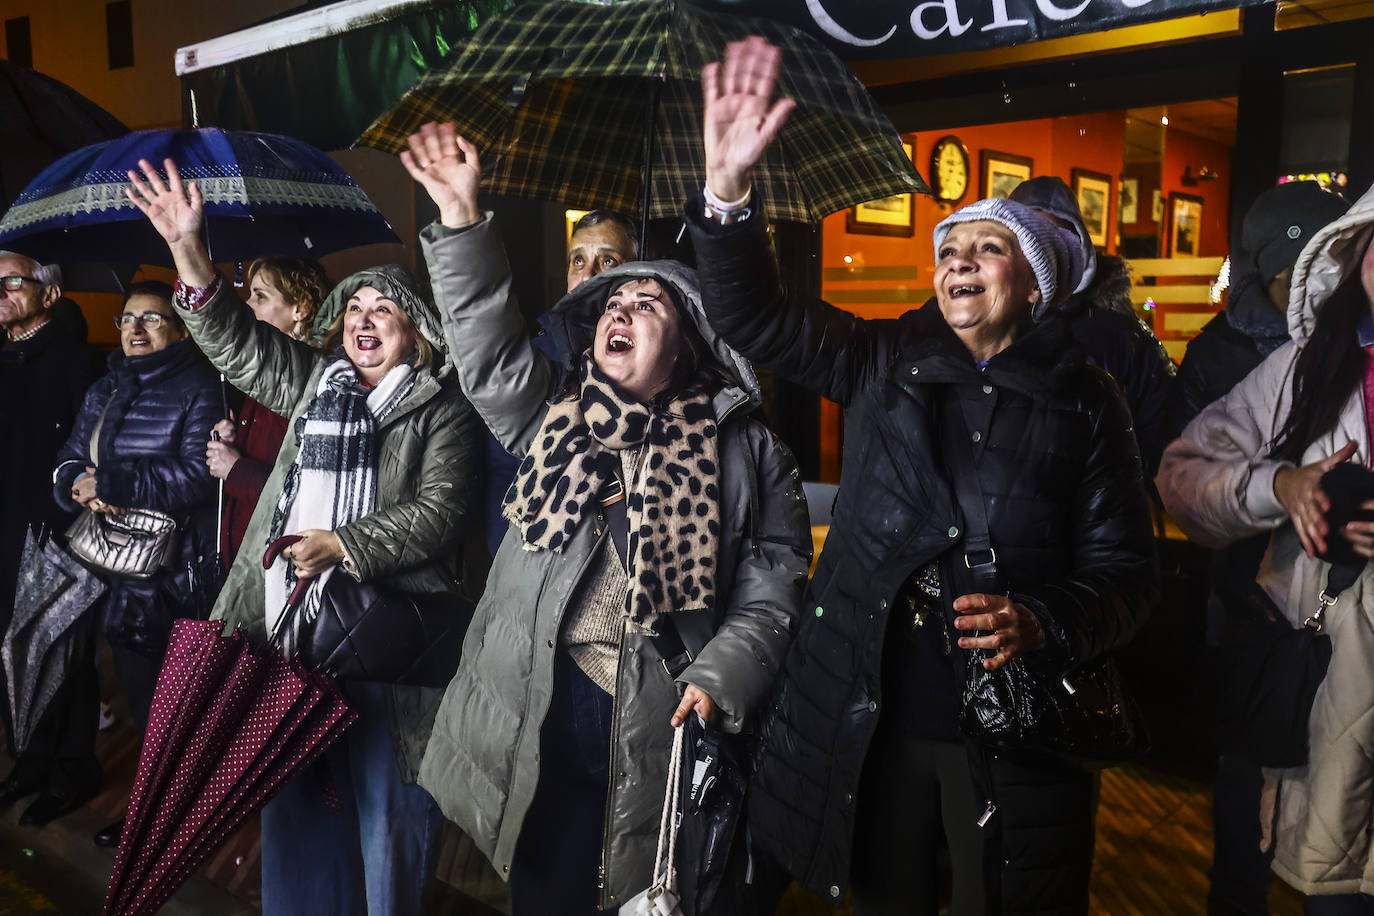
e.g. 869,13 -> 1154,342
690,0 -> 1272,59
177,0 -> 514,150
177,0 -> 1274,148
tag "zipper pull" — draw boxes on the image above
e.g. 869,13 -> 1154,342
976,801 -> 997,828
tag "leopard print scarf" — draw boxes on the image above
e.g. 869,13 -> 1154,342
504,357 -> 721,621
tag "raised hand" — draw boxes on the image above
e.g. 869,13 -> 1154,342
126,158 -> 202,247
701,36 -> 795,203
126,157 -> 215,288
399,122 -> 483,230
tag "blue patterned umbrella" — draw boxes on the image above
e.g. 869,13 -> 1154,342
0,128 -> 398,267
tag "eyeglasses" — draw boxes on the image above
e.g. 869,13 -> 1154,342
0,275 -> 39,291
113,312 -> 171,330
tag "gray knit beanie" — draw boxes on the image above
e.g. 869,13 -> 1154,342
933,198 -> 1081,318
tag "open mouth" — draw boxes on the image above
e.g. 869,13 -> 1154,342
606,332 -> 634,354
355,335 -> 381,351
949,284 -> 985,298
127,336 -> 150,347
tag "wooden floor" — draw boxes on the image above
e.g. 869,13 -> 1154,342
70,707 -> 1306,915
49,636 -> 1303,915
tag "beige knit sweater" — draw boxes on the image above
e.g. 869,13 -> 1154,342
561,447 -> 643,694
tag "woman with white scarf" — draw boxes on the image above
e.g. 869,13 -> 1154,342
126,157 -> 482,915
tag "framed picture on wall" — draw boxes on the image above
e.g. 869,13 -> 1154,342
980,150 -> 1033,199
847,142 -> 916,236
1169,192 -> 1204,258
1071,168 -> 1112,248
1119,178 -> 1140,225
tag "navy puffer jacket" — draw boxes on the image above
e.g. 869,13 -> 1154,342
53,339 -> 220,647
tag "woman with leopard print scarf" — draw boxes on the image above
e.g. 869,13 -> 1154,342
403,123 -> 812,915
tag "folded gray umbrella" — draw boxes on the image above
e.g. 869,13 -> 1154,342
2,528 -> 106,754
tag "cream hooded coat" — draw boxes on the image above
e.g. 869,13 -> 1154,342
1157,185 -> 1374,896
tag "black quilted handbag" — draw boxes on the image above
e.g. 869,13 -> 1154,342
265,536 -> 473,687
940,388 -> 1149,765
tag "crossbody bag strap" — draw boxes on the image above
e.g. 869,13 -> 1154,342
937,385 -> 1002,595
1306,557 -> 1366,632
88,389 -> 116,468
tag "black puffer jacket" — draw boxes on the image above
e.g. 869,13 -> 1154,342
1059,257 -> 1177,479
685,199 -> 1158,900
1167,267 -> 1287,442
53,339 -> 220,649
0,322 -> 105,610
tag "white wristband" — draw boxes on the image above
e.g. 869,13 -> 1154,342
703,184 -> 751,212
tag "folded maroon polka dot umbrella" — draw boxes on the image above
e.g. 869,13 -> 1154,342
103,618 -> 356,916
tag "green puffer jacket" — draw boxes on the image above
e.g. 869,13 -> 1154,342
179,278 -> 483,781
417,217 -> 812,907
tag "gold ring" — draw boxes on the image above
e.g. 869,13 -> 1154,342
91,498 -> 105,510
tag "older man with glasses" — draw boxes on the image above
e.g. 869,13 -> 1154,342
0,250 -> 106,826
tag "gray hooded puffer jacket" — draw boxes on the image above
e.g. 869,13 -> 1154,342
416,216 -> 812,908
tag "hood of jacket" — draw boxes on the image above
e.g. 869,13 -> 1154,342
542,259 -> 762,409
1289,182 -> 1374,345
1225,262 -> 1290,353
310,264 -> 449,359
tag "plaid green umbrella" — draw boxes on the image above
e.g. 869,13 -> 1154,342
355,0 -> 928,224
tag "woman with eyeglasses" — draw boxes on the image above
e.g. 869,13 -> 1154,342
52,279 -> 220,847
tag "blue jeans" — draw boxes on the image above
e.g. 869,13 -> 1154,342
510,652 -> 617,916
260,683 -> 441,916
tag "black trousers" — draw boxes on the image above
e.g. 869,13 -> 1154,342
851,727 -> 1095,916
851,733 -> 988,916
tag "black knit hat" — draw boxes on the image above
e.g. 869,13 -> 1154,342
1242,182 -> 1349,284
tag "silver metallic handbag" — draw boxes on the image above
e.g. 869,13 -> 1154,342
66,508 -> 179,580
63,389 -> 180,580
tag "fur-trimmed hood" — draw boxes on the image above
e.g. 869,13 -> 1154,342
542,260 -> 762,410
1289,183 -> 1374,345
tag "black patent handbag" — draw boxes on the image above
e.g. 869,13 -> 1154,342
939,388 -> 1149,765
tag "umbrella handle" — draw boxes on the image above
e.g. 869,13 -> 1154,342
263,534 -> 303,570
264,535 -> 316,612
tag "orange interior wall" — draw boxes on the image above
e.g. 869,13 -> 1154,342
1160,128 -> 1232,256
822,110 -> 1131,305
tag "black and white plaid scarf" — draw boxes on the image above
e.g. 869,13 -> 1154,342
504,357 -> 720,622
264,357 -> 415,632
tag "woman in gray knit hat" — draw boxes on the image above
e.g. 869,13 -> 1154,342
681,37 -> 1159,916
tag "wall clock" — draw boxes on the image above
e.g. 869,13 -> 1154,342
930,135 -> 970,204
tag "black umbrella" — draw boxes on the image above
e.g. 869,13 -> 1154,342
0,59 -> 128,210
1,528 -> 106,755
